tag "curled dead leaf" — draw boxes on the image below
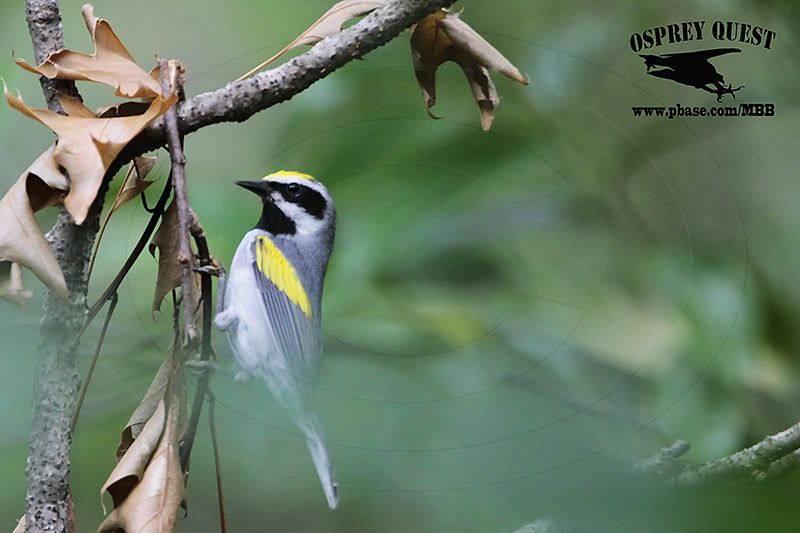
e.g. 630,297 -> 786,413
111,156 -> 157,214
100,346 -> 186,532
0,160 -> 69,302
410,9 -> 529,131
89,156 -> 158,279
11,516 -> 25,533
4,88 -> 176,224
16,4 -> 163,99
0,262 -> 33,307
237,0 -> 385,81
116,356 -> 172,460
149,200 -> 198,314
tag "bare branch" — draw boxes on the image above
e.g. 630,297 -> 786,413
676,422 -> 800,484
159,59 -> 199,344
125,0 -> 456,159
636,440 -> 690,478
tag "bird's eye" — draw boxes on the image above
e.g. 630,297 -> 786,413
286,183 -> 301,198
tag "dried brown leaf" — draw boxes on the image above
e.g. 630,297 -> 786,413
4,88 -> 176,224
26,143 -> 69,211
16,4 -> 163,99
410,10 -> 528,131
100,346 -> 186,532
439,12 -> 528,85
236,0 -> 385,81
0,171 -> 67,301
111,156 -> 157,213
149,200 -> 198,314
0,262 -> 33,307
11,516 -> 25,533
116,356 -> 172,460
89,156 -> 158,279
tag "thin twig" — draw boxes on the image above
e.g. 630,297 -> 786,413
159,59 -> 198,344
207,391 -> 227,533
636,440 -> 690,478
81,176 -> 172,335
180,220 -> 217,471
71,293 -> 118,433
676,422 -> 800,484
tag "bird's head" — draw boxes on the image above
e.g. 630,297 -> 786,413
236,170 -> 335,238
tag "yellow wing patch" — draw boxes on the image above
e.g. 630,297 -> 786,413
263,170 -> 316,182
255,235 -> 313,318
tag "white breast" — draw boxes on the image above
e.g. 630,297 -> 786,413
224,233 -> 279,377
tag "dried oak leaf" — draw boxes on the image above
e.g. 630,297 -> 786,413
149,200 -> 198,314
111,156 -> 157,214
89,156 -> 157,278
4,89 -> 176,224
410,9 -> 529,131
237,0 -> 386,81
16,4 -> 162,99
99,357 -> 186,533
0,262 -> 33,308
0,147 -> 71,304
116,355 -> 171,460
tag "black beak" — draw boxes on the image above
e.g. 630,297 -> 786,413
236,180 -> 271,198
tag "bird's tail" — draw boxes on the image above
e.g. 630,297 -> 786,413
297,415 -> 339,509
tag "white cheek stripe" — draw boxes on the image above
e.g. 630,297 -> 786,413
272,195 -> 326,236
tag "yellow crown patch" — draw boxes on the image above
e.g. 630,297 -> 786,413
263,170 -> 316,182
255,235 -> 312,318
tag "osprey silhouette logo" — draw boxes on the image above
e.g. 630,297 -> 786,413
629,21 -> 776,103
639,48 -> 743,102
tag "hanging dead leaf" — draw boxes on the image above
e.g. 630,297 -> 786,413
89,156 -> 158,279
4,88 -> 176,224
236,0 -> 385,81
149,200 -> 198,314
410,9 -> 529,131
0,262 -> 33,307
0,142 -> 73,305
16,4 -> 163,99
11,516 -> 25,533
0,170 -> 68,301
112,156 -> 157,213
25,143 -> 69,211
116,355 -> 172,460
99,347 -> 186,532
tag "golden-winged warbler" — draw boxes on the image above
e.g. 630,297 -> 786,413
215,170 -> 338,509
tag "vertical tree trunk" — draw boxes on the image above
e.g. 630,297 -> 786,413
23,1 -> 100,531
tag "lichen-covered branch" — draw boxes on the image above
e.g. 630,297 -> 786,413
125,0 -> 457,158
24,1 -> 90,532
676,422 -> 800,484
640,423 -> 800,485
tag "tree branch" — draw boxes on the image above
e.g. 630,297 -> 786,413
24,1 -> 87,532
675,422 -> 800,484
640,423 -> 800,485
123,0 -> 456,159
160,59 -> 199,344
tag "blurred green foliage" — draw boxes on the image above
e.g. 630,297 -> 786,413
1,1 -> 799,531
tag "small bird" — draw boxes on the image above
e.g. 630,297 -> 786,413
215,170 -> 338,509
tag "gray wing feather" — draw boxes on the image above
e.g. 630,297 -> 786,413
250,255 -> 322,381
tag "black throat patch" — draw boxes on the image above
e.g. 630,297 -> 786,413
256,200 -> 296,235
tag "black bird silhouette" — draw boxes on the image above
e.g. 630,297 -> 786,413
639,48 -> 744,102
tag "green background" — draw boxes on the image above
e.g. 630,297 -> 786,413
1,1 -> 799,531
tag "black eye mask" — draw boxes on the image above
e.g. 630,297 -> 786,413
272,182 -> 327,220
